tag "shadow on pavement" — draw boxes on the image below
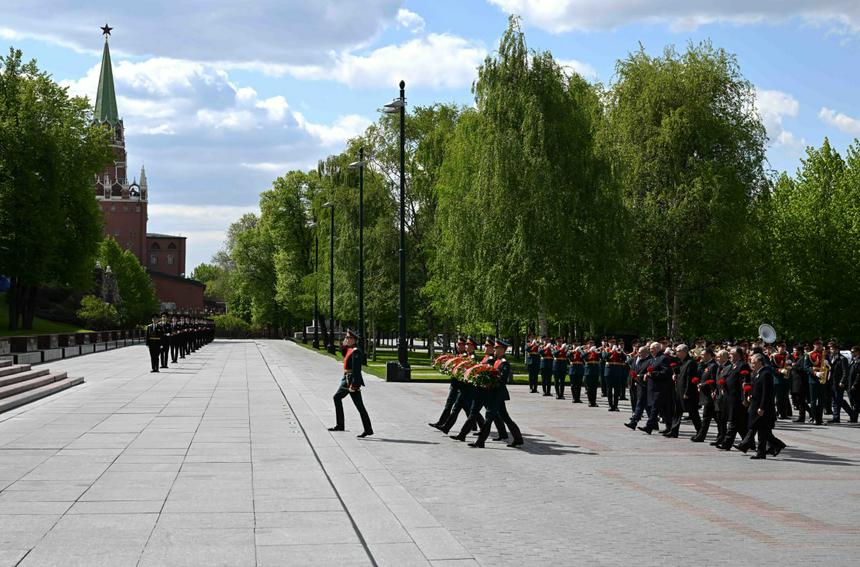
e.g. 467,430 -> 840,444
362,437 -> 440,445
774,446 -> 858,466
502,433 -> 598,456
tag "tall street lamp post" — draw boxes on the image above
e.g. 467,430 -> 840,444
322,202 -> 335,353
311,220 -> 320,349
348,147 -> 365,352
383,81 -> 410,380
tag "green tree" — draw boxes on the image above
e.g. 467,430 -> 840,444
0,48 -> 111,330
97,237 -> 158,326
604,41 -> 767,338
76,295 -> 119,330
190,262 -> 229,301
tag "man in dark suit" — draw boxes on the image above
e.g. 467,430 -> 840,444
637,342 -> 673,435
624,346 -> 651,430
828,340 -> 857,423
329,329 -> 373,437
846,346 -> 860,422
667,344 -> 701,438
735,354 -> 786,459
717,347 -> 751,450
691,348 -> 718,442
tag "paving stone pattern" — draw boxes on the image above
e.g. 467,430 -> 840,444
0,340 -> 858,566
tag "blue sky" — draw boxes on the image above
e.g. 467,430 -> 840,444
2,0 -> 859,272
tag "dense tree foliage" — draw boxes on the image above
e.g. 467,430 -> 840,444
97,237 -> 159,327
211,18 -> 860,344
0,48 -> 112,330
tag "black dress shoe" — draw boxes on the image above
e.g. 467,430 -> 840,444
357,431 -> 373,438
734,443 -> 749,454
664,432 -> 678,438
624,422 -> 637,430
718,444 -> 732,451
542,393 -> 552,397
467,442 -> 484,448
428,422 -> 440,429
750,454 -> 766,459
450,434 -> 466,442
637,426 -> 652,434
690,437 -> 704,443
556,396 -> 565,400
573,399 -> 583,403
792,417 -> 805,423
493,436 -> 509,441
507,439 -> 524,447
709,440 -> 721,446
328,426 -> 344,431
827,418 -> 841,424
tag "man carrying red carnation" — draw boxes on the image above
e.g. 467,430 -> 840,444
667,344 -> 702,438
691,347 -> 719,442
734,353 -> 786,459
716,347 -> 753,451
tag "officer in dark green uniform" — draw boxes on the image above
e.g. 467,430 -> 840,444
430,336 -> 467,429
169,314 -> 180,363
552,339 -> 568,399
158,312 -> 170,368
329,329 -> 373,437
525,334 -> 540,393
145,314 -> 163,372
469,339 -> 524,448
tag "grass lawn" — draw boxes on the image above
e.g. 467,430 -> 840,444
0,293 -> 91,337
294,340 -> 532,384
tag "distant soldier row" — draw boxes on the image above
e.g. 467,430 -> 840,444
144,313 -> 214,372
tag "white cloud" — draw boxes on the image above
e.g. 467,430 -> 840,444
294,113 -> 374,146
488,0 -> 860,34
756,89 -> 804,151
819,107 -> 860,135
1,0 -> 403,65
287,33 -> 487,89
556,58 -> 598,79
396,8 -> 426,33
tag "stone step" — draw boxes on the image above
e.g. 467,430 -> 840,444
0,376 -> 83,414
0,363 -> 32,378
0,367 -> 49,388
0,359 -> 12,368
0,372 -> 65,400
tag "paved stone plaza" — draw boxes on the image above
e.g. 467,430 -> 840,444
0,340 -> 858,566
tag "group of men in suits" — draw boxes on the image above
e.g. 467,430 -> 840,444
144,312 -> 214,372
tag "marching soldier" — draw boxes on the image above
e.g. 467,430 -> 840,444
158,312 -> 170,368
429,336 -> 467,429
691,348 -> 718,442
603,344 -> 627,412
807,340 -> 827,425
438,339 -> 489,435
772,342 -> 792,419
552,338 -> 568,399
469,339 -> 524,448
584,344 -> 601,407
540,336 -> 554,396
568,340 -> 585,404
145,314 -> 163,372
328,329 -> 373,437
449,338 -> 507,442
525,334 -> 541,393
169,315 -> 180,363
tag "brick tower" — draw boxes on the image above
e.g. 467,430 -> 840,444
93,25 -> 148,264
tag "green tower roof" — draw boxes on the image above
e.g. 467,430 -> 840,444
94,36 -> 119,125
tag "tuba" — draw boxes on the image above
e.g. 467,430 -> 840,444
758,323 -> 776,344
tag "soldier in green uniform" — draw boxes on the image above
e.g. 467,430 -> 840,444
145,314 -> 163,372
552,338 -> 569,399
430,336 -> 467,429
169,315 -> 180,363
468,339 -> 524,448
525,334 -> 541,393
584,344 -> 601,407
568,340 -> 585,403
539,336 -> 554,396
328,329 -> 373,437
158,312 -> 170,368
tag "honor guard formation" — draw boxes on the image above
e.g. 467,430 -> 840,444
144,313 -> 214,372
430,334 -> 859,458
